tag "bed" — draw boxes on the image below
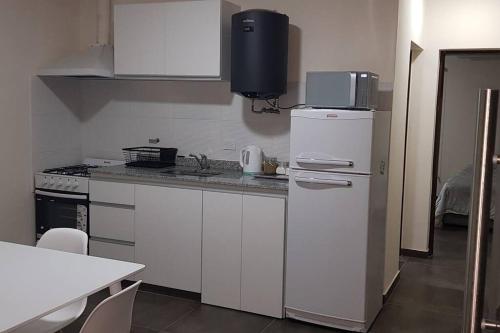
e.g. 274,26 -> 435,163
435,165 -> 497,226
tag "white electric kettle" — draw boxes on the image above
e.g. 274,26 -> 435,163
240,145 -> 263,174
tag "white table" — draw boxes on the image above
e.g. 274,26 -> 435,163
0,241 -> 144,333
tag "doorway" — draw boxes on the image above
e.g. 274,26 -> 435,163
429,50 -> 500,259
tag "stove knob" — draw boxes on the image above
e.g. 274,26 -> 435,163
65,180 -> 72,188
57,179 -> 63,187
49,178 -> 55,186
73,180 -> 79,188
41,177 -> 48,185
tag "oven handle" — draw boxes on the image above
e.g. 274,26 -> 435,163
35,190 -> 88,200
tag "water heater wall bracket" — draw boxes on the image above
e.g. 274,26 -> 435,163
251,99 -> 281,114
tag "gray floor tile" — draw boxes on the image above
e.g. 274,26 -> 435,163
388,271 -> 464,315
408,227 -> 468,270
399,261 -> 465,291
132,326 -> 161,333
433,226 -> 468,244
163,304 -> 273,333
370,304 -> 462,333
132,291 -> 198,331
390,228 -> 467,318
64,223 -> 471,333
62,315 -> 89,333
261,319 -> 342,333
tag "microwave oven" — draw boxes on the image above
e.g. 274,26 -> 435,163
306,71 -> 379,110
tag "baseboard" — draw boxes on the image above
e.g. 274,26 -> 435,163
383,270 -> 400,303
400,248 -> 430,258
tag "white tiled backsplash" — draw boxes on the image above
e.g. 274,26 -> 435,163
32,77 -> 392,171
79,79 -> 301,162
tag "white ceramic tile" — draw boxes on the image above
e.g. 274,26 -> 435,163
39,79 -> 300,165
172,118 -> 222,157
133,116 -> 174,147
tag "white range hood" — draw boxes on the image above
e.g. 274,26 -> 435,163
38,0 -> 114,78
38,44 -> 114,78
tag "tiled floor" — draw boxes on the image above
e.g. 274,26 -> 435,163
65,226 -> 467,333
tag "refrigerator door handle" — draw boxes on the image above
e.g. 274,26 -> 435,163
294,176 -> 352,187
296,157 -> 354,167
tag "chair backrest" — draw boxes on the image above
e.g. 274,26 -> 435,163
79,281 -> 142,333
37,228 -> 88,255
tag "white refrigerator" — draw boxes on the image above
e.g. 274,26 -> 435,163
285,109 -> 391,332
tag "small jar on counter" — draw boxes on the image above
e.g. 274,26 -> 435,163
263,157 -> 279,175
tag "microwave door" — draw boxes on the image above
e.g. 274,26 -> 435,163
305,72 -> 357,108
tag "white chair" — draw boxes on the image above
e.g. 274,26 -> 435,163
14,228 -> 89,333
79,280 -> 142,333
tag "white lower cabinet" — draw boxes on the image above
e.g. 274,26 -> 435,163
202,191 -> 242,309
241,195 -> 285,318
201,191 -> 286,318
89,179 -> 285,318
135,185 -> 203,293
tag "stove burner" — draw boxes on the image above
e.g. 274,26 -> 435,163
43,164 -> 99,177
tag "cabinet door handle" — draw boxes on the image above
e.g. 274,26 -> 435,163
296,157 -> 354,167
294,176 -> 352,187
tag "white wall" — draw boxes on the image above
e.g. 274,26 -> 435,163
391,0 -> 500,252
32,78 -> 83,172
0,0 -> 81,244
383,0 -> 424,293
438,56 -> 500,190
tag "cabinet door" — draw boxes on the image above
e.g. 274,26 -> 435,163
202,191 -> 242,310
135,185 -> 202,292
114,3 -> 166,75
241,195 -> 285,318
164,1 -> 221,77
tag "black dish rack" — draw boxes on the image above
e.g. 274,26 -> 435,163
123,147 -> 178,168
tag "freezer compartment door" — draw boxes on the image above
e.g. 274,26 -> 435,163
285,170 -> 370,323
290,109 -> 374,174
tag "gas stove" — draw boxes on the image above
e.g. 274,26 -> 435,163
35,159 -> 124,194
42,164 -> 99,177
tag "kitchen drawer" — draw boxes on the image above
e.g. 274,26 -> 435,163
90,180 -> 134,205
89,239 -> 135,262
90,204 -> 134,242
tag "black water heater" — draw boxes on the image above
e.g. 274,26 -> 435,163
231,9 -> 289,100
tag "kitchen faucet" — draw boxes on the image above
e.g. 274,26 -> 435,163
189,153 -> 210,170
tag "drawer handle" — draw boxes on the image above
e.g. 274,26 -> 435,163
296,157 -> 354,167
295,176 -> 352,187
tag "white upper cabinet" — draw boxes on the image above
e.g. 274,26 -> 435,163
114,0 -> 239,79
114,3 -> 165,76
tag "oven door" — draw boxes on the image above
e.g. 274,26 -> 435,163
35,190 -> 89,239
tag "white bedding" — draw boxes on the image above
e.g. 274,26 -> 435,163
435,165 -> 496,220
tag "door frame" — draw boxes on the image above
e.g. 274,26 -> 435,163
428,48 -> 500,255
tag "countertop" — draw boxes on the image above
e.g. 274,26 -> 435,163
90,165 -> 289,194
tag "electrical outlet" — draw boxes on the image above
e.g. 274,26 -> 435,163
149,138 -> 160,144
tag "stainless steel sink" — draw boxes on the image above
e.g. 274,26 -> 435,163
162,168 -> 222,177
